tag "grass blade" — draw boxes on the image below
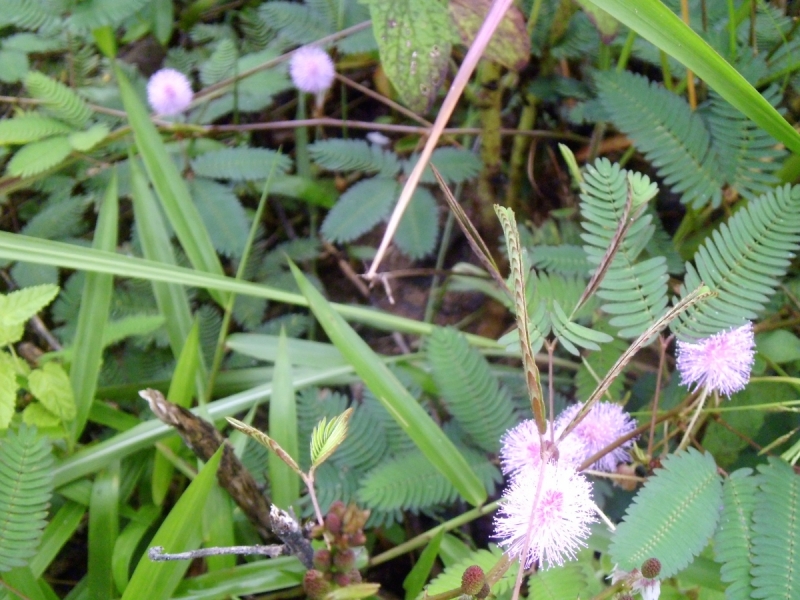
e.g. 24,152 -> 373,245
88,461 -> 120,599
69,171 -> 117,440
114,65 -> 227,305
288,261 -> 486,507
269,329 -> 300,509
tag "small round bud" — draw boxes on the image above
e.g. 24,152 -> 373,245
313,548 -> 331,571
303,570 -> 331,599
640,557 -> 661,579
346,568 -> 362,583
333,572 -> 351,587
325,511 -> 342,535
333,548 -> 356,572
461,565 -> 486,596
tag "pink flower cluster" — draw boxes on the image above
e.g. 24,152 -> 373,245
147,68 -> 193,116
495,401 -> 637,569
675,322 -> 755,397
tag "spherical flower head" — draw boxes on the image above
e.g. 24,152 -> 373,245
555,402 -> 638,472
147,68 -> 193,116
289,46 -> 335,95
494,461 -> 596,569
499,419 -> 585,476
676,322 -> 755,397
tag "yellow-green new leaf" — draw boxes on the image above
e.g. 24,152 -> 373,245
68,123 -> 109,152
310,408 -> 353,470
0,284 -> 59,346
28,362 -> 76,424
289,261 -> 486,507
6,135 -> 72,177
0,353 -> 18,429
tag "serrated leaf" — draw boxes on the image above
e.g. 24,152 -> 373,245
609,448 -> 722,578
0,353 -> 18,429
189,179 -> 250,258
395,187 -> 438,259
0,114 -> 72,145
449,0 -> 529,70
310,408 -> 353,469
6,136 -> 72,177
321,177 -> 399,243
0,284 -> 59,344
27,362 -> 76,424
21,402 -> 61,428
68,123 -> 109,151
362,0 -> 454,113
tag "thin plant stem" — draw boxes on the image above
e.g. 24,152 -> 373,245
647,335 -> 671,458
206,166 -> 279,401
679,385 -> 711,450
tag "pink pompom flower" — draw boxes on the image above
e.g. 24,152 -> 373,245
500,419 -> 585,476
289,46 -> 335,95
555,401 -> 638,473
147,68 -> 193,116
675,322 -> 755,397
494,461 -> 596,569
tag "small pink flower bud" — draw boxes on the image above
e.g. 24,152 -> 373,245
303,570 -> 331,599
461,565 -> 486,595
146,68 -> 193,116
333,548 -> 355,572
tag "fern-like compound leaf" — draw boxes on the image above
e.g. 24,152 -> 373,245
189,179 -> 250,259
191,147 -> 291,181
321,177 -> 399,243
6,136 -> 72,178
427,328 -> 517,453
310,408 -> 353,470
357,447 -> 499,512
579,159 -> 669,338
707,86 -> 784,201
750,458 -> 800,600
531,244 -> 590,276
714,468 -> 757,600
672,184 -> 800,340
200,39 -> 238,86
596,70 -> 724,209
310,139 -> 401,177
259,1 -> 332,44
609,448 -> 722,578
418,546 -> 518,599
25,71 -> 92,129
394,187 -> 439,260
407,147 -> 482,184
0,113 -> 72,145
527,563 -> 589,599
0,425 -> 54,572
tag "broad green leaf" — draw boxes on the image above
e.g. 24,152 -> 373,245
289,261 -> 486,506
362,0 -> 455,113
449,0 -> 529,70
69,172 -> 116,438
582,0 -> 800,155
121,447 -> 223,600
321,177 -> 399,243
114,66 -> 227,306
756,330 -> 800,364
21,403 -> 61,428
0,284 -> 59,336
269,329 -> 300,509
28,362 -> 76,424
0,352 -> 18,429
395,187 -> 439,260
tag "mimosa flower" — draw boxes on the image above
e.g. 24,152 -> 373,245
289,46 -> 335,95
147,68 -> 193,116
555,401 -> 638,472
499,419 -> 584,476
